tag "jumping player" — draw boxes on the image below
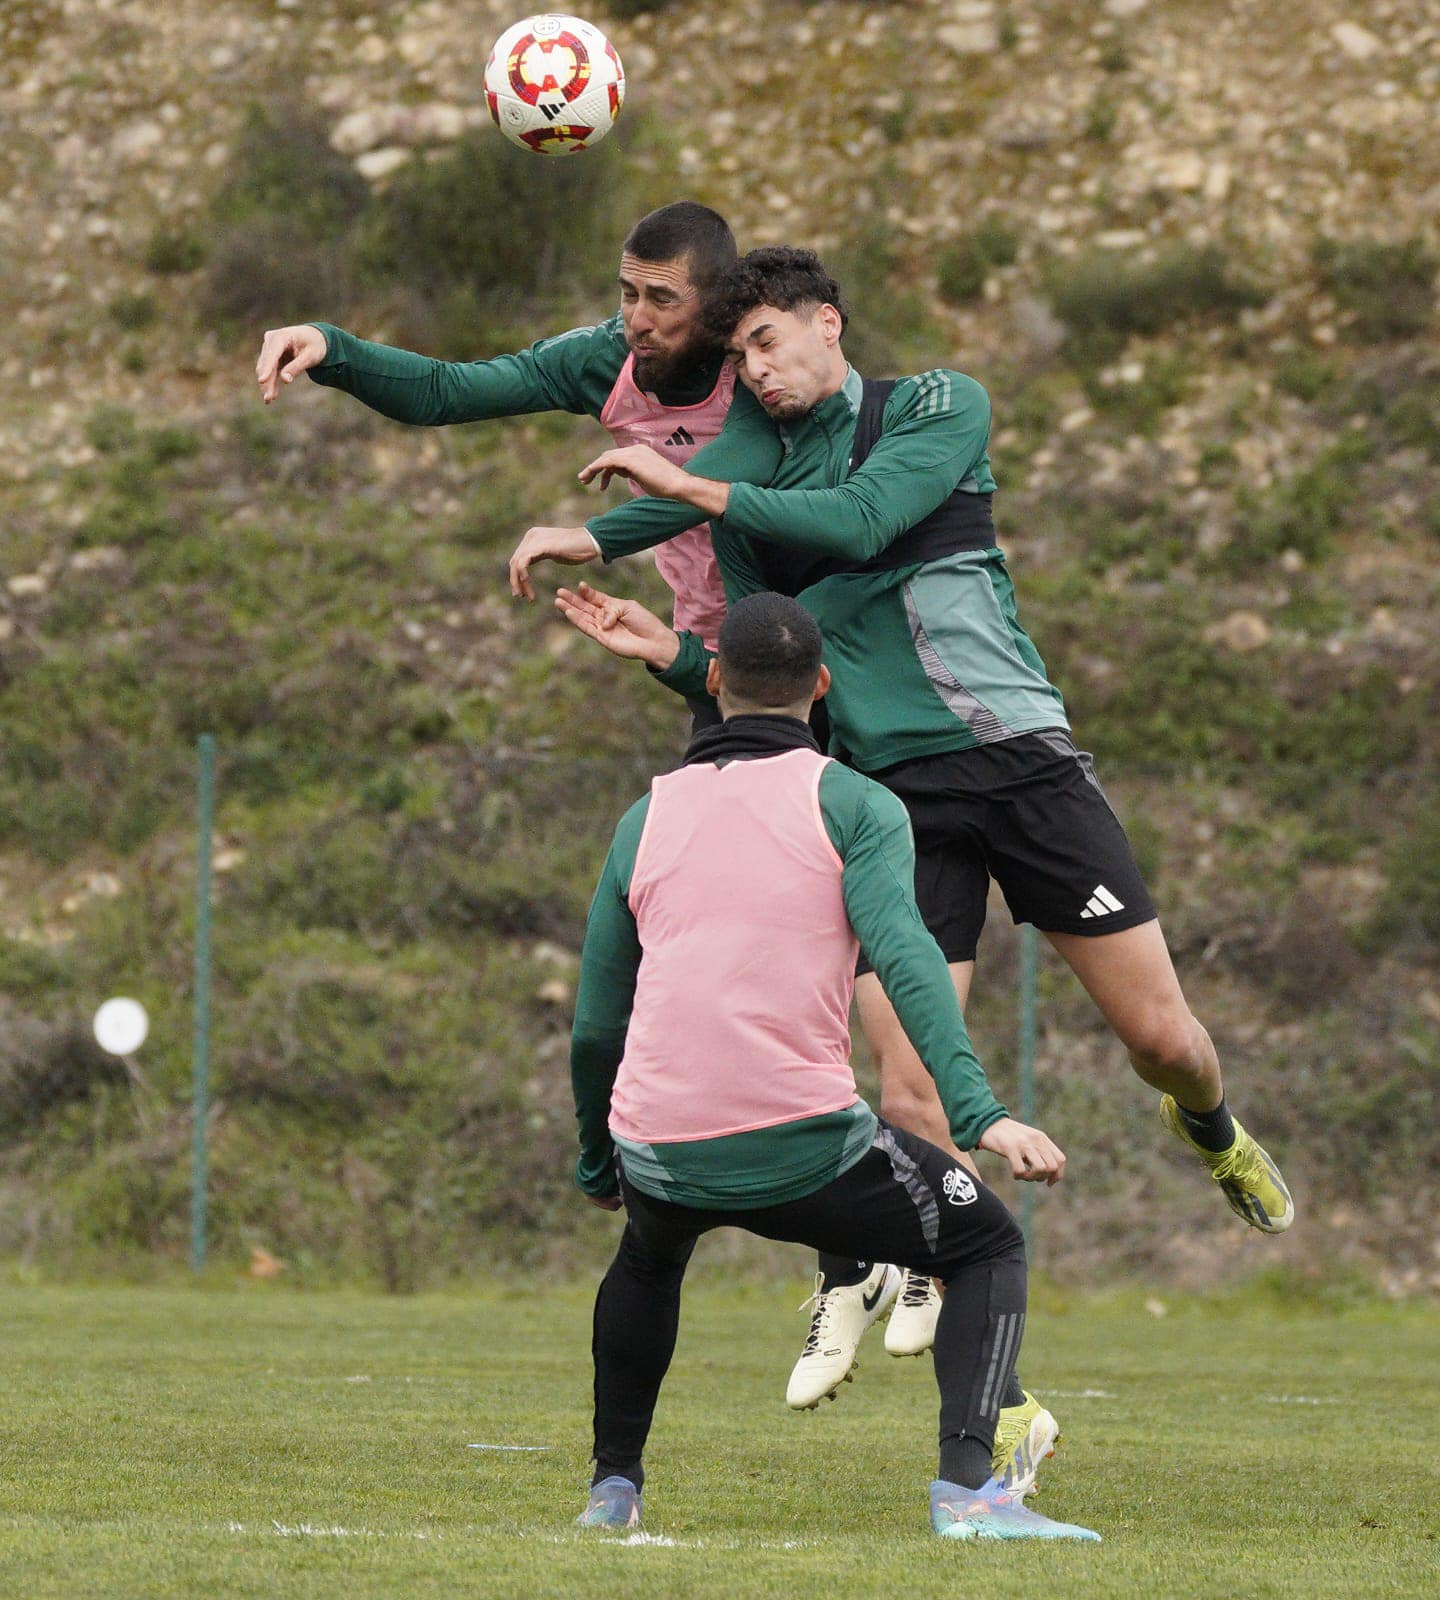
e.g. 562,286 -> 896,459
254,208 -> 1017,1382
522,247 -> 1295,1402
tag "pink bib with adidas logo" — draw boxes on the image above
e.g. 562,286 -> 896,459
599,355 -> 734,650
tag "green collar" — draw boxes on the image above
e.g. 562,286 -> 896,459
779,365 -> 863,447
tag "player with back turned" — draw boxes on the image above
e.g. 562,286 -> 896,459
569,588 -> 1099,1544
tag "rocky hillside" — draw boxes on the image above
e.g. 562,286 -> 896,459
1,0 -> 1436,1291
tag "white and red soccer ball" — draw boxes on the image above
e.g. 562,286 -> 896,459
484,14 -> 625,155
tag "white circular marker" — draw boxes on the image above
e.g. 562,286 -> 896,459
93,997 -> 149,1055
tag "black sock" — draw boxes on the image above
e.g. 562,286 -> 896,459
1002,1371 -> 1025,1409
1176,1097 -> 1236,1153
593,1458 -> 644,1494
817,1253 -> 871,1291
938,1435 -> 994,1490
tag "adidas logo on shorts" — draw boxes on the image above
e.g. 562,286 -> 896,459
1080,884 -> 1126,919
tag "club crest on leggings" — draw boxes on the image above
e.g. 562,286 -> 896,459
943,1168 -> 977,1206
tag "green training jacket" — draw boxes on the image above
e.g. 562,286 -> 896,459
587,366 -> 1069,772
305,315 -> 776,457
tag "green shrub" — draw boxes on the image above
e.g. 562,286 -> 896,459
203,101 -> 371,335
143,227 -> 207,274
1313,236 -> 1437,343
1370,792 -> 1440,946
1273,348 -> 1338,403
108,292 -> 157,331
937,220 -> 1020,305
1049,245 -> 1266,363
202,219 -> 354,336
1099,36 -> 1131,71
211,102 -> 370,238
828,204 -> 944,374
1385,388 -> 1440,457
85,404 -> 139,454
1217,429 -> 1370,571
1083,90 -> 1118,142
356,126 -> 641,314
1084,351 -> 1192,435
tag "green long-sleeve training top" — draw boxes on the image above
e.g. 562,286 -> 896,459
306,315 -> 777,454
587,366 -> 1070,772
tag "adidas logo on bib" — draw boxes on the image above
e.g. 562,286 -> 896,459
1080,884 -> 1125,920
664,426 -> 695,448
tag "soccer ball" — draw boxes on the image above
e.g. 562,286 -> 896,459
484,14 -> 625,156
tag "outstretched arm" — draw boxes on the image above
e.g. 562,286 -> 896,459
578,443 -> 731,521
260,318 -> 626,425
583,384 -> 785,560
509,527 -> 602,602
552,582 -> 718,709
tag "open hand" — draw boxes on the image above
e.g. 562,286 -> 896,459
554,581 -> 680,669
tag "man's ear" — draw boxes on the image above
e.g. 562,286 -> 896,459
705,657 -> 722,697
813,663 -> 832,701
817,304 -> 844,348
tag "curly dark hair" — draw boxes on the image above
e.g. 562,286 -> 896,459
700,246 -> 850,342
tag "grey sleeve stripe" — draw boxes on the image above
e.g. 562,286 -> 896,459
903,584 -> 1015,745
873,1124 -> 942,1250
979,1309 -> 1027,1421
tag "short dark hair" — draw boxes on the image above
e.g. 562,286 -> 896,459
716,592 -> 823,708
622,201 -> 737,289
701,246 -> 850,342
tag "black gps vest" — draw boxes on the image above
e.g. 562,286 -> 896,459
751,376 -> 997,597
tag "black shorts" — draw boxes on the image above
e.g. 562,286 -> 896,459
857,729 -> 1157,972
616,1119 -> 1022,1281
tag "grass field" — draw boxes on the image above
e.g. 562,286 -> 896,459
2,1272 -> 1436,1598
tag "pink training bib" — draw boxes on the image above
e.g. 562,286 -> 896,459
599,354 -> 733,651
611,749 -> 861,1146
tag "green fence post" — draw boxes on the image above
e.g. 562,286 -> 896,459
191,733 -> 215,1274
1018,922 -> 1038,1251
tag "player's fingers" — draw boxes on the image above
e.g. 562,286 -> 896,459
555,601 -> 601,641
508,550 -> 534,602
555,589 -> 601,626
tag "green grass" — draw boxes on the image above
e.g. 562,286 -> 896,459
1,1282 -> 1435,1598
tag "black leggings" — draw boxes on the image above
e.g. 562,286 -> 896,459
591,1120 -> 1026,1490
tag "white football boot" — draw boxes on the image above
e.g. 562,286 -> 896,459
884,1269 -> 943,1357
785,1263 -> 902,1409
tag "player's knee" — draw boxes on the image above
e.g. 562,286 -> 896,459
1125,1007 -> 1204,1077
